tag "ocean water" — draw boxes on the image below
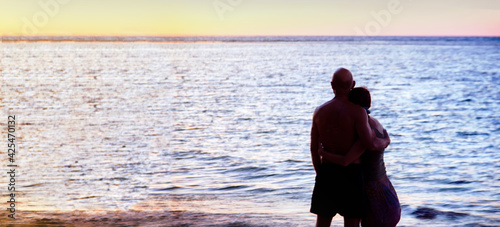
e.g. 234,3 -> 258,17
0,37 -> 499,226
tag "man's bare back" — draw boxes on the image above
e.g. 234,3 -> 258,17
310,68 -> 373,174
313,98 -> 368,164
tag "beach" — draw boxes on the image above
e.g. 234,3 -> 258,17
1,210 -> 308,227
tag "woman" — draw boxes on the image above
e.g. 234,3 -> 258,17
319,87 -> 401,227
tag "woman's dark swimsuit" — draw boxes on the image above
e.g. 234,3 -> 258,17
361,125 -> 401,227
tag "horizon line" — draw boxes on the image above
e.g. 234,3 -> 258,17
2,35 -> 499,42
2,35 -> 500,38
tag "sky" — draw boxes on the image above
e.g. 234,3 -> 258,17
0,0 -> 499,36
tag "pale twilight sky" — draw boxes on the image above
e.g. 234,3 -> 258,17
1,0 -> 499,36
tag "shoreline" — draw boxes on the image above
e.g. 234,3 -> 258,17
0,210 -> 311,227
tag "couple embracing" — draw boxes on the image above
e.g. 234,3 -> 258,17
310,68 -> 401,227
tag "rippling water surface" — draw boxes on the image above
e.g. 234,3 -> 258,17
1,37 -> 499,226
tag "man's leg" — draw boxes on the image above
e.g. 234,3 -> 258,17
316,215 -> 333,227
344,217 -> 361,227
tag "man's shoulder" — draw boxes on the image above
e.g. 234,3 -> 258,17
314,98 -> 365,116
317,99 -> 363,110
345,101 -> 366,113
345,103 -> 367,121
314,99 -> 333,114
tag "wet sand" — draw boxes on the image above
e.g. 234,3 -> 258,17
0,210 -> 306,227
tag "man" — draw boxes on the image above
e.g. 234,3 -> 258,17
310,68 -> 390,227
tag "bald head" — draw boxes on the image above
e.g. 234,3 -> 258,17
331,68 -> 354,94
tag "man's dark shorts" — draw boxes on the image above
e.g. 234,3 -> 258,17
310,163 -> 366,219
